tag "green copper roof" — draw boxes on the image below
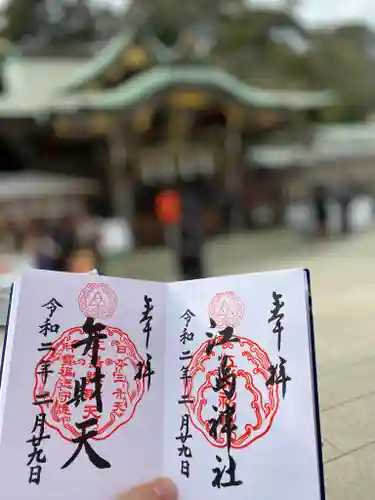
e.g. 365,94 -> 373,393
50,66 -> 336,113
0,56 -> 89,118
62,31 -> 178,92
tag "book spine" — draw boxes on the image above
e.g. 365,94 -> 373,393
304,269 -> 326,500
0,284 -> 14,390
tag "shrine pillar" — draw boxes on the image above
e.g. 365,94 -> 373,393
107,126 -> 134,227
224,106 -> 245,230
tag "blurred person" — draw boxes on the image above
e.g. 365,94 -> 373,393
312,184 -> 328,238
336,183 -> 352,235
0,218 -> 11,252
70,213 -> 103,273
155,187 -> 181,252
177,184 -> 205,280
51,215 -> 79,272
0,219 -> 24,252
6,220 -> 24,251
219,190 -> 233,232
68,249 -> 98,273
24,219 -> 58,270
36,235 -> 59,270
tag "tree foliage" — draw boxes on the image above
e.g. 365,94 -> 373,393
3,0 -> 375,121
2,0 -> 41,41
127,0 -> 375,119
2,0 -> 99,44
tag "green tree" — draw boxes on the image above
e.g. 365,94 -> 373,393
309,24 -> 375,104
127,0 -> 248,49
2,0 -> 42,41
2,0 -> 98,44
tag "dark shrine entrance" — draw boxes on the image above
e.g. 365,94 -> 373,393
134,175 -> 223,247
0,136 -> 26,172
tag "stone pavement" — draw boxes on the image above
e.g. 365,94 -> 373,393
111,228 -> 375,499
1,228 -> 375,498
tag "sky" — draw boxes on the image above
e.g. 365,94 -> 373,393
95,0 -> 375,28
0,0 -> 374,28
264,0 -> 375,27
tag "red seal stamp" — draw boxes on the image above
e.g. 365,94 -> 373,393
34,325 -> 145,441
184,336 -> 279,449
208,291 -> 245,329
78,283 -> 117,319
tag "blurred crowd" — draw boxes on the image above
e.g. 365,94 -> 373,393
0,215 -> 103,273
311,182 -> 354,238
0,180 -> 364,282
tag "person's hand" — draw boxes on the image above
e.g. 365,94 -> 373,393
117,478 -> 178,500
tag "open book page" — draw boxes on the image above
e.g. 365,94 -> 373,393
163,269 -> 323,500
0,269 -> 167,500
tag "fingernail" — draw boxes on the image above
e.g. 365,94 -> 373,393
152,478 -> 178,500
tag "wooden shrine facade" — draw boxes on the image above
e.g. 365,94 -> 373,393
0,30 -> 335,246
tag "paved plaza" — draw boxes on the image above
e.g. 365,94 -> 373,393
2,228 -> 375,498
102,228 -> 375,499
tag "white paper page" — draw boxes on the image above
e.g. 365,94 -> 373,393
163,269 -> 323,500
0,269 -> 167,500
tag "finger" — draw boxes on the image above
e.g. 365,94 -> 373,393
118,478 -> 178,500
151,478 -> 178,500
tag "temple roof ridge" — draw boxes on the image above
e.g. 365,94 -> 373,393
50,65 -> 336,114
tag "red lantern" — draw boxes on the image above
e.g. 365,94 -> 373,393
155,190 -> 181,225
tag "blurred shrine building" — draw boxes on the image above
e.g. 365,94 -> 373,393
0,20 -> 373,246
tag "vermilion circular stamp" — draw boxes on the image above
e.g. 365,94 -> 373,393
208,292 -> 245,329
184,336 -> 279,449
78,283 -> 117,320
34,325 -> 145,441
184,291 -> 279,450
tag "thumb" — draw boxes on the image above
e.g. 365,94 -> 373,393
118,478 -> 178,500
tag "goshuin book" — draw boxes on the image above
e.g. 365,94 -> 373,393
0,268 -> 324,500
